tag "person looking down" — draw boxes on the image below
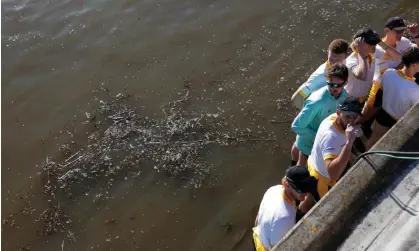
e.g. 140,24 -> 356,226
291,39 -> 349,110
291,63 -> 349,166
252,167 -> 310,251
294,97 -> 363,213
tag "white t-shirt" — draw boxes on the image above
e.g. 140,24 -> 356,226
345,52 -> 376,99
298,61 -> 331,98
254,185 -> 296,249
374,37 -> 416,76
307,113 -> 346,180
379,69 -> 419,120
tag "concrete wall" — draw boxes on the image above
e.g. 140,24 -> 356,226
273,102 -> 419,251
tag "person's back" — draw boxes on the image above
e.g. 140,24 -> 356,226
253,185 -> 296,250
381,68 -> 419,120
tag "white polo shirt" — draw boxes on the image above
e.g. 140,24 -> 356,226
380,69 -> 419,120
254,185 -> 296,249
307,113 -> 346,180
345,52 -> 376,100
298,61 -> 332,98
374,37 -> 417,76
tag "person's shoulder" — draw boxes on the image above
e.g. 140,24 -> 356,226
265,185 -> 283,195
306,87 -> 328,103
399,37 -> 414,46
345,52 -> 358,66
313,62 -> 328,73
382,68 -> 397,79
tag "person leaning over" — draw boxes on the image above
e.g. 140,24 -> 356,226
252,168 -> 310,251
295,97 -> 363,213
291,63 -> 349,166
291,39 -> 349,110
365,47 -> 419,150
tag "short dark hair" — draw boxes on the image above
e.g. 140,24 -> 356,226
328,39 -> 349,54
325,63 -> 349,82
402,47 -> 419,67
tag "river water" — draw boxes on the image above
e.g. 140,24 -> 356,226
2,0 -> 418,250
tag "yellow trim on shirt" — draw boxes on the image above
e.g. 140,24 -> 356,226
252,228 -> 269,251
282,192 -> 297,209
396,70 -> 416,82
366,80 -> 383,107
353,50 -> 374,67
325,60 -> 332,69
324,154 -> 338,160
329,114 -> 345,134
307,161 -> 337,198
298,88 -> 309,99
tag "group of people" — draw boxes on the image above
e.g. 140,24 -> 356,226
252,16 -> 419,251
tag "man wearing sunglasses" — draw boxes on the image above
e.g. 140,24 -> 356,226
365,47 -> 419,150
291,39 -> 349,110
296,97 -> 363,213
291,63 -> 349,166
252,167 -> 310,251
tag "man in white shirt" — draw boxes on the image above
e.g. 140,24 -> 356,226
253,166 -> 310,251
361,18 -> 418,138
291,39 -> 349,110
375,17 -> 418,74
365,47 -> 419,150
345,28 -> 398,103
295,97 -> 363,213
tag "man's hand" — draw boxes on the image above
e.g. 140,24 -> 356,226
354,38 -> 369,58
345,124 -> 358,145
408,24 -> 418,37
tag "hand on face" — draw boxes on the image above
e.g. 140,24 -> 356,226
345,124 -> 358,144
408,24 -> 418,37
354,38 -> 369,57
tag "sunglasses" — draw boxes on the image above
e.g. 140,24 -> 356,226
326,81 -> 346,88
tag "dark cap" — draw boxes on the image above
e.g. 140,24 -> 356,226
337,97 -> 363,116
353,28 -> 381,45
285,165 -> 312,194
385,16 -> 407,31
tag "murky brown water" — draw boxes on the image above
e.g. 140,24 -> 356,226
2,0 -> 419,250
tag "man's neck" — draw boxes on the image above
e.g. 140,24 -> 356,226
383,35 -> 397,47
284,187 -> 296,202
402,67 -> 414,78
336,117 -> 346,131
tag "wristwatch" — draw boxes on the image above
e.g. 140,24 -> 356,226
415,34 -> 419,39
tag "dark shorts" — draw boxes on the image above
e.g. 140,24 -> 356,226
375,108 -> 397,128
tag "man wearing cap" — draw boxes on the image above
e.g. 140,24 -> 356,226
365,47 -> 419,150
345,28 -> 399,103
291,39 -> 349,110
296,97 -> 363,213
361,18 -> 418,129
291,63 -> 349,166
252,168 -> 309,251
375,17 -> 418,74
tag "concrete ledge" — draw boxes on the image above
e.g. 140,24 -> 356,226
273,102 -> 419,251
